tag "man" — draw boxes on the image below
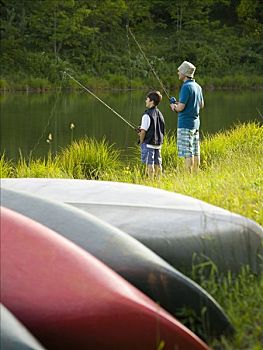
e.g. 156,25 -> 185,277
138,91 -> 165,178
170,61 -> 204,173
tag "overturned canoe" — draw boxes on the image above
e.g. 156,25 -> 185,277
1,188 -> 234,339
2,178 -> 262,275
1,206 -> 210,350
0,304 -> 46,350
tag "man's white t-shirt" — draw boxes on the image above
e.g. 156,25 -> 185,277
140,114 -> 161,149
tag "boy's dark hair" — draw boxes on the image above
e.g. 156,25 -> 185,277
147,91 -> 162,106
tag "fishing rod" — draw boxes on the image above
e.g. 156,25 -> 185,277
126,25 -> 171,100
64,71 -> 137,131
256,107 -> 263,120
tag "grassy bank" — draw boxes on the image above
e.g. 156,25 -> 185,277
1,122 -> 263,349
1,121 -> 262,234
1,74 -> 263,92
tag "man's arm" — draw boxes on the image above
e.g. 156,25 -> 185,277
174,102 -> 185,112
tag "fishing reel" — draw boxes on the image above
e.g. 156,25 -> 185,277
169,97 -> 177,104
169,96 -> 177,111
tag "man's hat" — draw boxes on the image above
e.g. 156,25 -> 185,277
178,61 -> 196,78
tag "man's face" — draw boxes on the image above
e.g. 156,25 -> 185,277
178,70 -> 184,80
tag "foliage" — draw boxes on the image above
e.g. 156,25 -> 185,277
1,0 -> 263,87
0,79 -> 9,90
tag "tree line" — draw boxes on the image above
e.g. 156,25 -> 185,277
1,0 -> 262,88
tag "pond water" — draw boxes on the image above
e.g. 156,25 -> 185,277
1,89 -> 262,160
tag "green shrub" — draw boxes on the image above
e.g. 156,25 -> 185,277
28,77 -> 51,90
58,137 -> 121,179
161,132 -> 181,170
16,154 -> 65,178
201,122 -> 263,168
107,74 -> 129,89
0,78 -> 9,90
0,154 -> 14,177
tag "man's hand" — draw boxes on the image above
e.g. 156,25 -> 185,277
169,96 -> 177,111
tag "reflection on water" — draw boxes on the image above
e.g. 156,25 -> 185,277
1,90 -> 262,160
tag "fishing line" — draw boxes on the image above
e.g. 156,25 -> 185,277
256,107 -> 263,120
126,25 -> 170,100
125,22 -> 135,146
64,71 -> 137,131
126,20 -> 133,120
30,71 -> 66,155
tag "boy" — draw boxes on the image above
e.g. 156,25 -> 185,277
138,91 -> 165,177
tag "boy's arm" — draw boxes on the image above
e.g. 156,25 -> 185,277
200,95 -> 205,109
139,129 -> 146,144
139,114 -> 150,144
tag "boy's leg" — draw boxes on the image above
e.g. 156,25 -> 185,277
154,148 -> 162,177
147,164 -> 154,177
141,143 -> 154,177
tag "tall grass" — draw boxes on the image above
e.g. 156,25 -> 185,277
0,153 -> 14,177
58,137 -> 121,179
2,123 -> 261,224
15,152 -> 66,178
195,265 -> 263,350
103,122 -> 263,225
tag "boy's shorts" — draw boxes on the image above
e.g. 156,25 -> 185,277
177,128 -> 200,158
141,143 -> 162,166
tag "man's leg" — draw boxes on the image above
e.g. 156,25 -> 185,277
193,155 -> 200,173
154,165 -> 162,178
193,130 -> 200,173
184,156 -> 194,172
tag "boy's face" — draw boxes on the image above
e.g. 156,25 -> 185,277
145,97 -> 154,108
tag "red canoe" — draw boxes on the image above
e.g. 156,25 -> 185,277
0,207 -> 210,350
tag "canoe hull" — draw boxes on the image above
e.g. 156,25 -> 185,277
0,304 -> 46,350
2,178 -> 260,275
1,206 -> 210,350
1,187 -> 234,339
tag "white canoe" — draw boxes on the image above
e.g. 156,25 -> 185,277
1,178 -> 263,275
